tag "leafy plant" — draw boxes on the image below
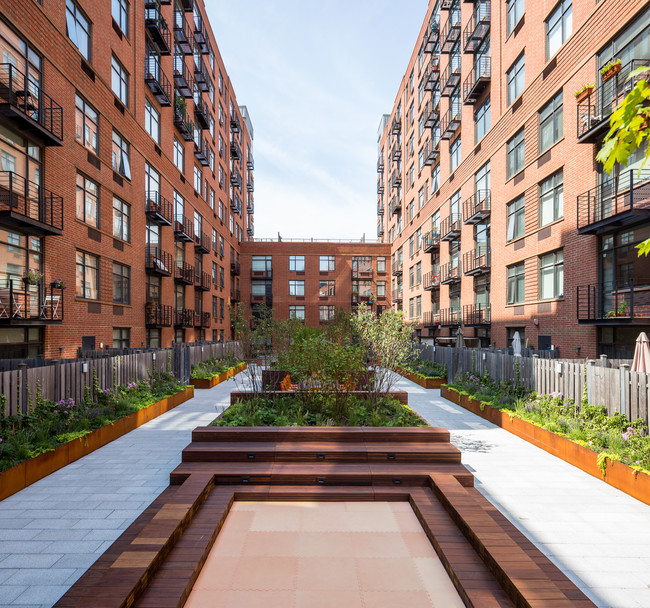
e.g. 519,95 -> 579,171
574,83 -> 594,98
599,59 -> 621,77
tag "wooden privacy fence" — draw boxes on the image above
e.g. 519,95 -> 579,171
0,341 -> 241,417
419,346 -> 649,424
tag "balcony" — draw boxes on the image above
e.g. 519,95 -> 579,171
377,178 -> 384,195
145,192 -> 173,226
145,304 -> 172,327
230,193 -> 242,214
463,2 -> 490,53
0,276 -> 64,325
423,98 -> 440,128
230,114 -> 241,134
423,58 -> 440,91
194,271 -> 211,291
193,15 -> 210,55
247,175 -> 254,193
174,215 -> 194,242
145,246 -> 173,276
423,311 -> 441,328
247,197 -> 254,214
577,169 -> 650,235
178,0 -> 192,11
440,262 -> 461,284
144,1 -> 172,55
174,262 -> 194,284
230,139 -> 241,160
392,261 -> 403,276
440,55 -> 461,96
231,261 -> 241,275
144,55 -> 172,106
193,57 -> 211,92
231,289 -> 241,303
173,9 -> 194,54
423,230 -> 440,252
231,169 -> 242,189
423,137 -> 440,167
377,158 -> 384,173
577,59 -> 649,143
440,308 -> 461,327
0,171 -> 63,235
423,269 -> 441,291
391,143 -> 402,162
194,231 -> 210,253
377,200 -> 384,215
251,267 -> 272,280
247,221 -> 254,236
389,197 -> 402,217
173,56 -> 193,97
463,190 -> 490,224
440,214 -> 461,240
391,117 -> 401,134
463,56 -> 491,104
577,280 -> 650,324
351,292 -> 373,305
390,169 -> 402,189
194,311 -> 211,328
0,64 -> 63,146
194,97 -> 210,129
440,0 -> 453,9
174,308 -> 194,327
352,266 -> 373,280
193,137 -> 209,166
423,21 -> 440,53
392,289 -> 403,302
463,248 -> 490,275
377,221 -> 384,238
251,293 -> 273,307
173,102 -> 194,140
463,304 -> 490,326
247,156 -> 255,171
440,101 -> 461,140
440,11 -> 461,53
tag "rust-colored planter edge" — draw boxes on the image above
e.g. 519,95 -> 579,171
396,368 -> 445,389
440,385 -> 650,507
190,362 -> 247,389
0,386 -> 195,503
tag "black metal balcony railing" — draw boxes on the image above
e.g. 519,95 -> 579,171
230,260 -> 241,275
423,22 -> 440,53
194,97 -> 210,129
440,308 -> 461,326
174,308 -> 194,327
194,137 -> 209,167
423,310 -> 441,327
463,2 -> 490,53
0,276 -> 64,324
230,114 -> 241,134
463,304 -> 491,326
247,197 -> 255,214
377,221 -> 384,238
423,137 -> 440,167
247,222 -> 254,236
247,156 -> 255,171
144,1 -> 172,55
423,269 -> 441,291
389,197 -> 402,217
577,169 -> 650,234
423,230 -> 440,252
392,261 -> 403,276
178,0 -> 192,11
145,192 -> 173,226
144,55 -> 172,106
193,56 -> 211,92
0,63 -> 63,146
230,139 -> 241,160
351,292 -> 373,305
377,158 -> 384,173
173,103 -> 194,140
423,98 -> 440,128
391,143 -> 402,162
251,293 -> 273,307
145,304 -> 172,327
577,280 -> 650,323
194,231 -> 210,253
174,262 -> 194,284
463,249 -> 490,275
377,200 -> 384,215
173,8 -> 194,54
231,170 -> 242,189
463,190 -> 491,224
173,55 -> 194,97
392,289 -> 403,302
463,56 -> 491,104
145,246 -> 173,276
391,117 -> 401,134
0,171 -> 63,235
194,311 -> 211,328
391,169 -> 402,189
577,59 -> 649,143
231,193 -> 242,214
440,214 -> 461,240
423,58 -> 440,91
440,11 -> 461,53
440,55 -> 461,96
440,262 -> 461,284
194,271 -> 211,291
231,289 -> 241,302
247,175 -> 254,193
440,101 -> 461,140
377,178 -> 384,195
193,15 -> 211,55
174,215 -> 194,242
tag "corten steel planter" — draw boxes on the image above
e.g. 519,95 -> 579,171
261,369 -> 374,391
574,88 -> 594,103
190,362 -> 247,389
0,387 -> 194,502
397,368 -> 445,389
230,390 -> 410,406
601,63 -> 622,81
440,385 -> 650,506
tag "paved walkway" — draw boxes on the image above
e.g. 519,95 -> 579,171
0,372 -> 649,607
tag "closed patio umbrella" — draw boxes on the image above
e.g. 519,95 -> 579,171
631,332 -> 650,372
512,331 -> 522,357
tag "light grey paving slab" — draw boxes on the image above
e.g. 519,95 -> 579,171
12,585 -> 70,605
0,585 -> 27,604
0,554 -> 63,569
3,569 -> 77,587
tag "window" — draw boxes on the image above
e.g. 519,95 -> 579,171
112,262 -> 130,304
377,256 -> 386,273
474,97 -> 490,143
409,236 -> 414,257
506,196 -> 525,241
112,0 -> 129,37
112,131 -> 131,179
539,170 -> 563,226
76,173 -> 99,227
171,138 -> 184,172
416,262 -> 422,285
76,251 -> 99,299
194,165 -> 202,193
113,198 -> 130,241
409,265 -> 414,288
144,98 -> 160,143
450,138 -> 461,172
507,54 -> 525,105
111,55 -> 128,106
319,280 -> 335,297
416,228 -> 422,251
546,0 -> 572,60
75,95 -> 98,154
289,280 -> 304,296
431,165 -> 440,193
506,129 -> 525,178
539,91 -> 563,153
113,327 -> 130,349
507,263 -> 525,304
320,305 -> 335,321
506,0 -> 524,36
539,250 -> 563,299
289,305 -> 305,320
66,0 -> 91,60
377,281 -> 386,297
289,255 -> 305,272
416,295 -> 422,318
319,255 -> 335,271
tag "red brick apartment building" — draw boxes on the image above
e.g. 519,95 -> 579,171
377,0 -> 650,358
240,241 -> 392,327
0,0 -> 254,358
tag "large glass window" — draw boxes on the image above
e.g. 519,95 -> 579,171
507,196 -> 525,241
0,228 -> 41,288
539,91 -> 563,153
76,251 -> 99,299
173,137 -> 184,172
112,130 -> 131,179
289,280 -> 305,296
475,97 -> 490,143
320,305 -> 335,321
289,255 -> 305,271
144,98 -> 160,143
319,280 -> 335,297
252,255 -> 272,273
112,262 -> 130,304
112,0 -> 129,37
539,170 -> 563,226
75,95 -> 98,154
506,0 -> 524,36
66,0 -> 91,60
450,138 -> 461,172
113,198 -> 130,241
377,256 -> 386,273
289,305 -> 305,320
507,263 -> 525,304
507,54 -> 525,105
113,327 -> 130,348
319,255 -> 335,271
111,55 -> 128,106
539,250 -> 564,299
76,173 -> 99,227
546,0 -> 572,60
506,129 -> 525,178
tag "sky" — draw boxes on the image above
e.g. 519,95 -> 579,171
206,1 -> 428,241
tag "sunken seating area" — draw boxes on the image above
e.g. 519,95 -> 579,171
55,427 -> 596,608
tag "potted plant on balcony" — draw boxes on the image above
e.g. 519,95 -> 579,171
50,279 -> 66,290
600,59 -> 622,82
574,84 -> 595,103
22,269 -> 42,286
174,96 -> 186,115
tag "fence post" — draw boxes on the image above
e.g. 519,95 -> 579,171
587,360 -> 596,405
620,363 -> 630,418
600,354 -> 608,368
446,347 -> 452,384
53,359 -> 61,402
532,354 -> 539,392
18,363 -> 28,414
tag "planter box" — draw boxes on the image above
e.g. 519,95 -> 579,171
191,362 -> 246,389
574,88 -> 593,103
601,64 -> 622,82
0,387 -> 194,502
440,386 -> 650,507
230,390 -> 409,406
397,368 -> 445,389
262,369 -> 373,391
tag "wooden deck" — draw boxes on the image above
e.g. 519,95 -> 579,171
55,427 -> 597,608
